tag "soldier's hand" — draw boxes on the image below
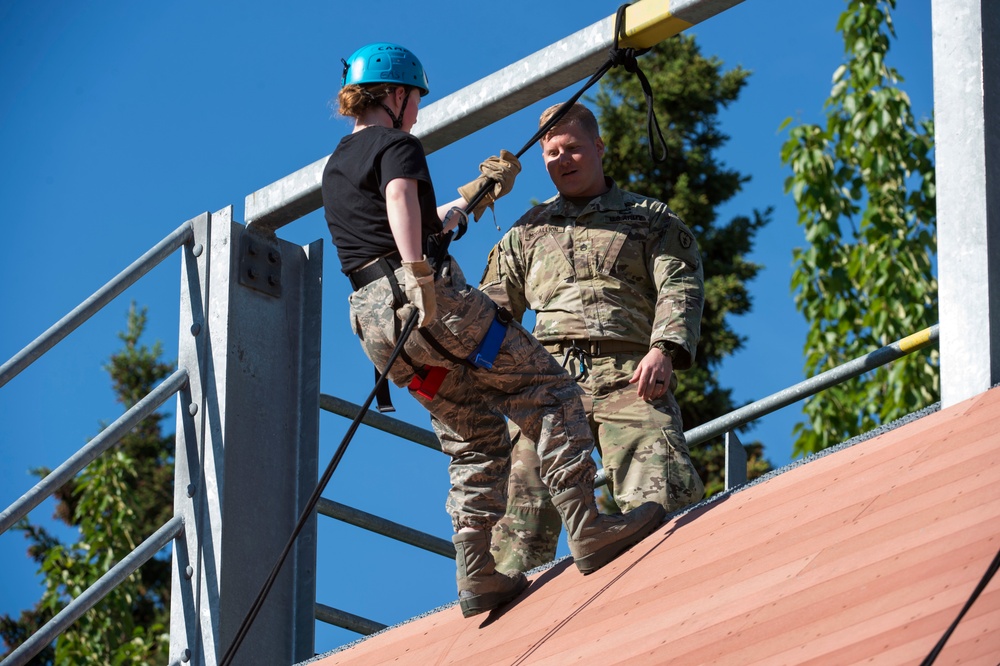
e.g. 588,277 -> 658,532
630,348 -> 673,400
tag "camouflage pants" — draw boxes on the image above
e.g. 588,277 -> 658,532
348,258 -> 596,532
491,351 -> 705,573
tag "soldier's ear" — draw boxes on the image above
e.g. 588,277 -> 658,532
595,136 -> 605,158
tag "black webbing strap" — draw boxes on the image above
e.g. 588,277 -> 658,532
380,256 -> 406,306
418,327 -> 469,366
371,255 -> 409,413
374,366 -> 394,413
608,4 -> 668,162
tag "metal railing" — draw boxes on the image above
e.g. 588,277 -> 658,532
683,326 -> 940,447
2,518 -> 184,666
0,368 -> 189,534
0,223 -> 197,666
0,221 -> 194,389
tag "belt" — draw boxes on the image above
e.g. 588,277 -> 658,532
543,339 -> 649,357
348,254 -> 402,291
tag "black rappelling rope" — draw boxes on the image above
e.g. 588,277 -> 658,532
219,5 -> 664,664
919,547 -> 1000,666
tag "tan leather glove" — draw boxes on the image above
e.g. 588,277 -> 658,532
400,257 -> 437,327
457,149 -> 521,221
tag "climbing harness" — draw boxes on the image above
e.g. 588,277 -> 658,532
468,306 -> 513,370
409,305 -> 512,400
219,7 -> 667,664
347,253 -> 412,411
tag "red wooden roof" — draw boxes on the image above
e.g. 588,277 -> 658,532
309,386 -> 1000,665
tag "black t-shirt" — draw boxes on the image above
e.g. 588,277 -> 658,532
322,126 -> 443,274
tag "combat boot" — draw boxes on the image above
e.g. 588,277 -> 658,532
453,530 -> 529,618
552,486 -> 665,575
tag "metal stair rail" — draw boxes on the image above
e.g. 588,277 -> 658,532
0,222 -> 195,666
1,206 -> 324,666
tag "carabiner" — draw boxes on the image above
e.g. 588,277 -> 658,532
561,343 -> 591,382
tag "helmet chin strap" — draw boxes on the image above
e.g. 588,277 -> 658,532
379,86 -> 411,129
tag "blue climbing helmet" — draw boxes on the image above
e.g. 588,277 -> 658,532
341,42 -> 430,97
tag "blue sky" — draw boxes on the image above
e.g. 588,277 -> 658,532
0,0 -> 933,658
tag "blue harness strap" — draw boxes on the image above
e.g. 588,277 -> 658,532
468,310 -> 510,370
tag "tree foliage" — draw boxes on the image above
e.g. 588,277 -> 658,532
1,304 -> 175,665
780,0 -> 938,456
593,34 -> 773,495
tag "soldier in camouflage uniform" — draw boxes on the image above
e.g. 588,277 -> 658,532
322,44 -> 665,619
481,103 -> 706,573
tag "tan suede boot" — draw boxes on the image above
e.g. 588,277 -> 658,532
552,486 -> 665,575
453,530 -> 529,618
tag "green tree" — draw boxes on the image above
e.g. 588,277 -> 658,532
780,0 -> 937,457
594,34 -> 773,496
1,304 -> 175,665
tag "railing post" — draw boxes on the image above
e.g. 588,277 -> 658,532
724,431 -> 748,492
169,207 -> 322,665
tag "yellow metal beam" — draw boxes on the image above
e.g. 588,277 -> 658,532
618,0 -> 694,49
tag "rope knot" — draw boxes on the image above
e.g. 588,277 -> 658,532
608,47 -> 640,73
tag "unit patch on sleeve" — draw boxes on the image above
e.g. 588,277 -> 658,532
678,229 -> 693,249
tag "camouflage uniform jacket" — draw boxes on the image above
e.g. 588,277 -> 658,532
480,180 -> 704,368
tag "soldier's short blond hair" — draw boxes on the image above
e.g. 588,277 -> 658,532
539,103 -> 600,141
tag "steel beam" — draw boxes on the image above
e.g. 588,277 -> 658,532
316,498 -> 455,559
724,431 -> 748,491
315,603 -> 387,636
244,0 -> 745,233
932,0 -> 1000,405
169,207 -> 322,666
319,393 -> 440,451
